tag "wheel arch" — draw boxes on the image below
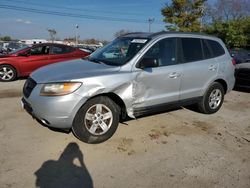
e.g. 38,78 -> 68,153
0,63 -> 20,77
88,92 -> 128,120
214,79 -> 228,93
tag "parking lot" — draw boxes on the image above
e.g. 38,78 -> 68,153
0,80 -> 250,188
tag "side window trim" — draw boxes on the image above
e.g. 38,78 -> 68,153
175,37 -> 182,64
200,39 -> 205,60
177,37 -> 185,64
202,39 -> 214,59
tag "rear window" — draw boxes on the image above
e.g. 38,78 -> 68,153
207,40 -> 225,57
181,38 -> 203,63
52,46 -> 74,54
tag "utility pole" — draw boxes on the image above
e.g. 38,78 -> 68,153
75,24 -> 79,46
148,18 -> 155,32
198,5 -> 205,32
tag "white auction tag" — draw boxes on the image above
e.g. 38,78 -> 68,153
131,39 -> 148,43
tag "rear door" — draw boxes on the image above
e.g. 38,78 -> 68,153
133,37 -> 183,109
179,38 -> 220,100
49,45 -> 76,63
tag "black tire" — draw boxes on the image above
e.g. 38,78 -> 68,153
198,82 -> 225,114
72,96 -> 120,144
0,65 -> 17,82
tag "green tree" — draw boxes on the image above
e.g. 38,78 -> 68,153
0,36 -> 12,41
204,0 -> 250,49
204,17 -> 250,48
161,0 -> 206,32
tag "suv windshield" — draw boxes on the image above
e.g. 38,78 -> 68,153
89,37 -> 149,66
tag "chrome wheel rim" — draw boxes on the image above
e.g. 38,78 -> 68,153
84,104 -> 113,135
0,66 -> 14,81
209,89 -> 222,109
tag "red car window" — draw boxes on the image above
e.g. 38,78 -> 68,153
29,46 -> 50,55
52,46 -> 74,54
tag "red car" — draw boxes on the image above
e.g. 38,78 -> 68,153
0,43 -> 90,81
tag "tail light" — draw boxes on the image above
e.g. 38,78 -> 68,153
231,58 -> 236,66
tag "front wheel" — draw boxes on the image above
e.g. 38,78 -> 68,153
0,65 -> 17,82
198,82 -> 225,114
72,96 -> 120,144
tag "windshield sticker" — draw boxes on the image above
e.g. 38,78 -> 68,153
131,39 -> 148,43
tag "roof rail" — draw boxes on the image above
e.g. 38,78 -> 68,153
118,32 -> 150,38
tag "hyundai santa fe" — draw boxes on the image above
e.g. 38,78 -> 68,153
22,32 -> 235,144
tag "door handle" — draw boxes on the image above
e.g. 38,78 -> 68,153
169,72 -> 181,78
208,65 -> 217,71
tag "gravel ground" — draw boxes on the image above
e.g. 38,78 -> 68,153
0,80 -> 250,188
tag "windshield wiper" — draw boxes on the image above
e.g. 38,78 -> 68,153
89,58 -> 106,65
88,58 -> 121,66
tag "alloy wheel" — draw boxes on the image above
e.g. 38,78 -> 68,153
0,66 -> 15,81
84,104 -> 113,135
208,89 -> 222,109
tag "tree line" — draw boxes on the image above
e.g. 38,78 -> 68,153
2,0 -> 249,49
161,0 -> 250,49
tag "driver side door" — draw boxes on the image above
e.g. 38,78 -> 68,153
19,45 -> 51,75
133,38 -> 183,112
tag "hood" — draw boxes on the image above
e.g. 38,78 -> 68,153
31,59 -> 121,83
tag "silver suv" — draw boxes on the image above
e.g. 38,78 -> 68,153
22,32 -> 235,144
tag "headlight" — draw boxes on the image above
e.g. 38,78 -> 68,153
40,82 -> 82,96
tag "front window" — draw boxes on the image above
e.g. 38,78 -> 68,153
89,37 -> 149,66
142,38 -> 177,67
28,46 -> 50,55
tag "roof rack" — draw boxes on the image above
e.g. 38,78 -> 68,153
148,31 -> 215,38
118,31 -> 216,39
118,32 -> 151,38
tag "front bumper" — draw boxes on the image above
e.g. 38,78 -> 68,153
22,98 -> 55,129
22,87 -> 87,129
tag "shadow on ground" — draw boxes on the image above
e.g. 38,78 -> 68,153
233,87 -> 250,93
34,142 -> 93,188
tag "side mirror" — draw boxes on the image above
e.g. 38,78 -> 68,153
137,58 -> 159,69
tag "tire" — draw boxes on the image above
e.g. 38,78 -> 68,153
198,82 -> 225,114
72,96 -> 120,144
0,65 -> 17,82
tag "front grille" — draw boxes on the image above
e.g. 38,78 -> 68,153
23,77 -> 37,98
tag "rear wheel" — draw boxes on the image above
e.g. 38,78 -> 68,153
0,65 -> 17,81
72,96 -> 120,144
198,82 -> 225,114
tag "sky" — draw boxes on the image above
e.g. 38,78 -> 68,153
0,0 -> 214,41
